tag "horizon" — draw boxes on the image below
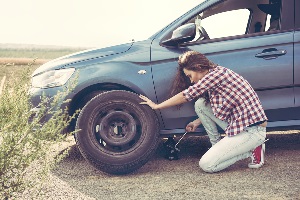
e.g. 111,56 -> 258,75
0,43 -> 89,49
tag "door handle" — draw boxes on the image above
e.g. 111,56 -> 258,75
255,48 -> 287,60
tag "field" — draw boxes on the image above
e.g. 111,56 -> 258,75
0,43 -> 87,79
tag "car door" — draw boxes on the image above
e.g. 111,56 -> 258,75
151,0 -> 295,132
294,0 -> 300,110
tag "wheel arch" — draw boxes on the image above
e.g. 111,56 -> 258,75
68,82 -> 141,132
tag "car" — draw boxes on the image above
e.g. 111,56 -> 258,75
29,0 -> 300,175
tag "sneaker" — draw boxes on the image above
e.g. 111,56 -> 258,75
248,143 -> 265,169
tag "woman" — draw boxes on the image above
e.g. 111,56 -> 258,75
139,51 -> 268,173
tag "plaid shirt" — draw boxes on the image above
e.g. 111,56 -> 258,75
183,66 -> 267,136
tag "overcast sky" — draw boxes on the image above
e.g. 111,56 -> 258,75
0,0 -> 201,48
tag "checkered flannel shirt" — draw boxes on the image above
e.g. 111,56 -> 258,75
183,66 -> 268,136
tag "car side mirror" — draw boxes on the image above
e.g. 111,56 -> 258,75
161,23 -> 196,47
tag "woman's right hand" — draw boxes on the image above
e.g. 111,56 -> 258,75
139,95 -> 159,110
185,119 -> 202,132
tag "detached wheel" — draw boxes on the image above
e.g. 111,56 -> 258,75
75,90 -> 160,175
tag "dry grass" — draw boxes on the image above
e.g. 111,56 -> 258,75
0,76 -> 6,95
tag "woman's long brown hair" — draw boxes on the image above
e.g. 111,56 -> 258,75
170,51 -> 216,102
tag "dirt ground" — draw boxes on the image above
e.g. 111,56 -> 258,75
31,131 -> 300,200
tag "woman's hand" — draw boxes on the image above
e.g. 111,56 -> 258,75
139,95 -> 159,110
186,119 -> 202,132
139,92 -> 187,110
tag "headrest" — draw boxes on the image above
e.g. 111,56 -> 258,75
257,3 -> 280,16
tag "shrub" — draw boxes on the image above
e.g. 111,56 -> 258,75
0,64 -> 78,199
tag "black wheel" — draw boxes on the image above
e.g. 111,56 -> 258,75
75,90 -> 160,174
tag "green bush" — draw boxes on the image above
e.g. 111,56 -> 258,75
0,66 -> 78,199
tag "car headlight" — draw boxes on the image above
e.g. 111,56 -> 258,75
31,68 -> 75,88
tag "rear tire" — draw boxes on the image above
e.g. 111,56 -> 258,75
75,90 -> 160,174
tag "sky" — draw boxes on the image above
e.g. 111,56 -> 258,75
0,0 -> 201,48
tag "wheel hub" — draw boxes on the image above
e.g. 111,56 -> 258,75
98,111 -> 137,146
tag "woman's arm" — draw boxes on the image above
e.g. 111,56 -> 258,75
186,118 -> 202,132
139,92 -> 188,110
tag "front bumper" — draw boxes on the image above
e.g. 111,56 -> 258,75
29,86 -> 72,123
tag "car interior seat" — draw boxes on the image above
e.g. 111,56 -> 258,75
257,0 -> 281,31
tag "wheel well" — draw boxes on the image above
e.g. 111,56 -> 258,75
68,83 -> 135,131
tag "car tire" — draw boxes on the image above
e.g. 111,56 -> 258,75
75,90 -> 160,174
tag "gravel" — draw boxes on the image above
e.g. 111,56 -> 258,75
22,130 -> 300,200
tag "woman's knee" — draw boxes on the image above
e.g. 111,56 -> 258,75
194,98 -> 207,114
195,98 -> 206,108
199,156 -> 215,173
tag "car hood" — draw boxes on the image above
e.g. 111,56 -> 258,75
32,41 -> 134,76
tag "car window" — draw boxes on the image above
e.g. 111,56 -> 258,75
201,9 -> 250,39
162,0 -> 293,47
264,15 -> 271,31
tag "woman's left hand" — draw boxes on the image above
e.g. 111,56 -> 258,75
139,95 -> 159,110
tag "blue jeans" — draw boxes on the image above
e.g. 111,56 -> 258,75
194,98 -> 266,173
